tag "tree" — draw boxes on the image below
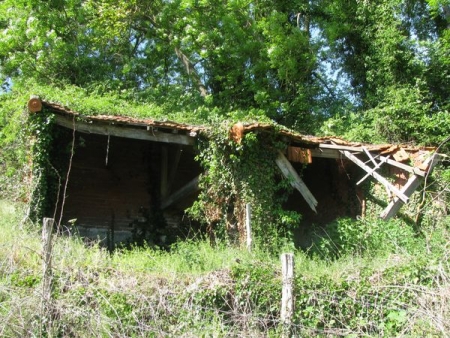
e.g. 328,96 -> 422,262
317,0 -> 450,145
0,0 -> 449,143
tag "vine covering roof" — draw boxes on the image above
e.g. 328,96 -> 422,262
29,97 -> 437,171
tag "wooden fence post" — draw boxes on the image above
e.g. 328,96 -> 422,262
42,218 -> 54,331
245,203 -> 252,252
281,253 -> 295,335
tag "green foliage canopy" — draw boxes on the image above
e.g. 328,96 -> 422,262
0,0 -> 448,145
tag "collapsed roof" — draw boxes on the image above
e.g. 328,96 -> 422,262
28,96 -> 441,220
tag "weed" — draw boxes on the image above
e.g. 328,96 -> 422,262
0,200 -> 449,336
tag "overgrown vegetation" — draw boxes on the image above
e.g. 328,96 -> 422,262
188,124 -> 300,251
1,0 -> 449,144
1,200 -> 449,336
0,0 -> 449,335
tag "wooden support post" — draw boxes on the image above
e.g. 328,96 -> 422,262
42,218 -> 54,331
381,154 -> 440,220
42,218 -> 54,303
281,253 -> 295,336
161,145 -> 169,199
245,203 -> 252,252
167,146 -> 182,194
109,210 -> 115,253
276,151 -> 318,213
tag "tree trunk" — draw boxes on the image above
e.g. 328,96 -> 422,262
174,47 -> 208,97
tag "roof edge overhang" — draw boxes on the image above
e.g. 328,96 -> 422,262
28,96 -> 439,166
28,96 -> 201,146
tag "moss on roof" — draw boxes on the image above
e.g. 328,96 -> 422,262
20,82 -> 274,127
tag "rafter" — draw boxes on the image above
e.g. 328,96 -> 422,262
341,150 -> 409,203
381,154 -> 440,220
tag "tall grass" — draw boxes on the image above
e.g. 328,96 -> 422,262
0,199 -> 449,337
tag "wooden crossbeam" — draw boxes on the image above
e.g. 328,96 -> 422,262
311,146 -> 426,177
319,144 -> 363,152
380,154 -> 440,220
356,156 -> 387,185
54,115 -> 195,145
310,148 -> 342,159
363,147 -> 378,167
356,147 -> 388,185
377,155 -> 426,177
341,150 -> 409,203
275,151 -> 318,213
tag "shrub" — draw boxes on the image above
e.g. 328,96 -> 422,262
311,217 -> 419,259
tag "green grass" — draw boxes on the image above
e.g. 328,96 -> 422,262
0,199 -> 449,337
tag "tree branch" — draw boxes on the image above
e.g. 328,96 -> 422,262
136,15 -> 209,97
174,47 -> 208,97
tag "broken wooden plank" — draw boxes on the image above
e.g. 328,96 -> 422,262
377,155 -> 426,177
311,148 -> 426,177
161,175 -> 200,210
356,156 -> 387,185
54,115 -> 195,146
275,151 -> 318,213
319,144 -> 364,152
341,150 -> 409,203
363,147 -> 426,177
363,147 -> 378,167
380,154 -> 440,220
392,148 -> 410,162
356,147 -> 387,185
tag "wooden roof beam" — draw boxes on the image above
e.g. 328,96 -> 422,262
341,150 -> 409,203
54,115 -> 195,146
276,151 -> 318,213
380,154 -> 440,220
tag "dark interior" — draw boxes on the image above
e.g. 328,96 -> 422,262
54,129 -> 201,246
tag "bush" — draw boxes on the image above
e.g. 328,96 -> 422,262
311,217 -> 419,259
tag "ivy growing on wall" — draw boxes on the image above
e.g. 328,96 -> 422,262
27,110 -> 58,222
27,108 -> 77,226
187,122 -> 301,252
